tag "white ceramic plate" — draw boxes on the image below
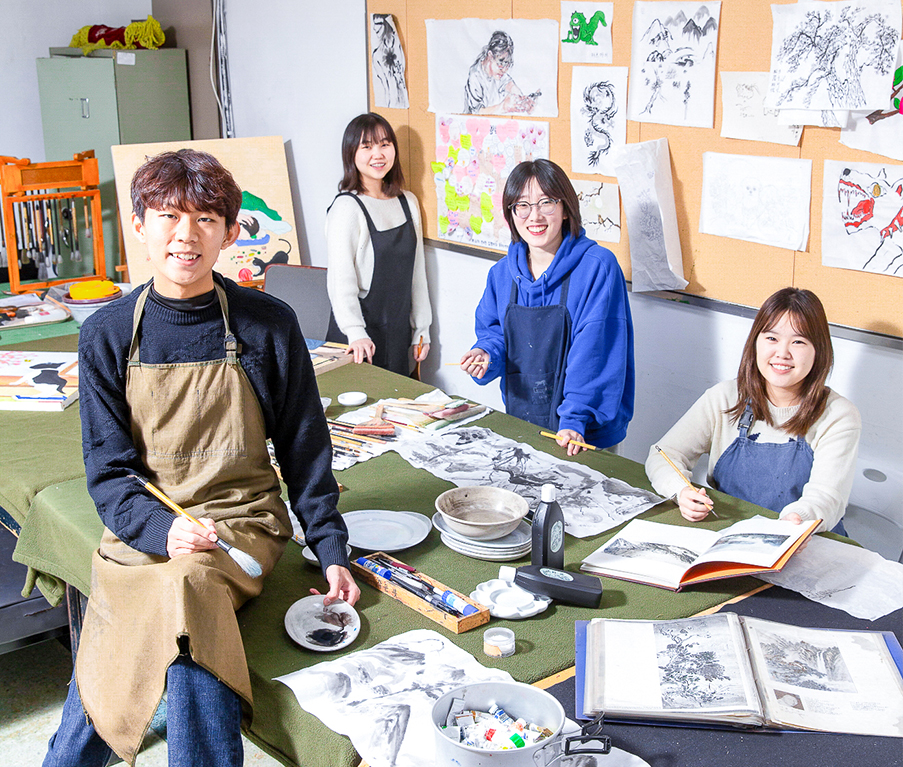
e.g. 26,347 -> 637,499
343,509 -> 432,552
284,595 -> 360,652
470,577 -> 551,619
432,512 -> 532,549
441,533 -> 531,562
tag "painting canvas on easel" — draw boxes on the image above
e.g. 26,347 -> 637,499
111,136 -> 301,286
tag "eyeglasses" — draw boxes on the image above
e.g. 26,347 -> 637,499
509,198 -> 561,219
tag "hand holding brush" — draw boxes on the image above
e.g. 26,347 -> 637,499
130,474 -> 263,578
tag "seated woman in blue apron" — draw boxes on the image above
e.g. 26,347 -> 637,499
325,113 -> 432,376
43,149 -> 359,767
460,159 -> 634,456
645,288 -> 860,535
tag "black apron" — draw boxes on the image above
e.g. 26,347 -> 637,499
326,192 -> 417,375
503,275 -> 572,430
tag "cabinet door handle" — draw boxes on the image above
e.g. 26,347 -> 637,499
80,98 -> 90,119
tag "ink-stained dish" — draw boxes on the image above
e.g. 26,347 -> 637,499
284,595 -> 360,652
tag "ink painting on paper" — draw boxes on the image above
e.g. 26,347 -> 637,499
371,14 -> 409,109
627,2 -> 721,128
570,66 -> 628,176
823,158 -> 903,277
425,18 -> 559,118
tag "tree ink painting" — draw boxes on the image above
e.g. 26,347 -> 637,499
767,1 -> 900,112
627,2 -> 721,128
655,617 -> 746,709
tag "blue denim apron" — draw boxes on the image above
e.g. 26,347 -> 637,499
503,274 -> 571,430
712,404 -> 847,535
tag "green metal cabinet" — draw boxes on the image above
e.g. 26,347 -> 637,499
36,49 -> 192,278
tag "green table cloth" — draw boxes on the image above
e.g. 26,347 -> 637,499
4,338 -> 782,767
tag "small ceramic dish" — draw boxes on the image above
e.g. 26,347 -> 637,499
301,544 -> 353,568
337,391 -> 367,407
320,397 -> 332,410
470,577 -> 551,620
284,594 -> 360,652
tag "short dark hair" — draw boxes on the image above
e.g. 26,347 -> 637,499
339,113 -> 405,198
727,287 -> 833,436
502,159 -> 581,243
130,149 -> 243,228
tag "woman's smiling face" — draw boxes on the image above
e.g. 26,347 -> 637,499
755,311 -> 817,407
511,178 -> 565,258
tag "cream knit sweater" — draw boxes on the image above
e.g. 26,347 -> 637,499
645,379 -> 861,532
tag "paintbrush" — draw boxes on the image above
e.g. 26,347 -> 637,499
539,430 -> 599,451
352,403 -> 396,436
129,474 -> 263,577
653,445 -> 719,518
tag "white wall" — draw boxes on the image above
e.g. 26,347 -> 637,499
224,0 -> 368,267
1,0 -> 151,162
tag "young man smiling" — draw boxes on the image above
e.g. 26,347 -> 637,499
43,149 -> 358,767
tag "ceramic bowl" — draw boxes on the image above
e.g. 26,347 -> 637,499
301,543 -> 353,568
434,487 -> 529,541
61,286 -> 123,325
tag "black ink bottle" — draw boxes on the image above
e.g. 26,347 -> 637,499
531,483 -> 565,570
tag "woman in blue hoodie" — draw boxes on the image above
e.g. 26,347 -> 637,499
460,159 -> 634,455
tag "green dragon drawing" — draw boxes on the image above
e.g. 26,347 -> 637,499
562,10 -> 607,46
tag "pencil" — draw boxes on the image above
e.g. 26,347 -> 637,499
653,445 -> 718,517
539,430 -> 599,452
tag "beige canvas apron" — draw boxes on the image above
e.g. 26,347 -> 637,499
75,284 -> 292,764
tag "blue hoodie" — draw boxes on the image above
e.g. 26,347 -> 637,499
472,229 -> 634,448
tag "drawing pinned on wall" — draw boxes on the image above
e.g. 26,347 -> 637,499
560,2 -> 613,64
776,107 -> 852,129
391,425 -> 662,539
111,137 -> 301,286
841,47 -> 903,162
719,72 -> 802,147
425,18 -> 559,118
432,114 -> 549,251
571,178 -> 621,244
627,1 -> 721,128
699,153 -> 812,252
611,138 -> 688,292
765,1 -> 901,113
277,630 -> 512,767
822,159 -> 903,277
570,66 -> 628,176
371,14 -> 409,109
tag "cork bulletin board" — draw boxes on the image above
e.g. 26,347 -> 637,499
366,0 -> 903,337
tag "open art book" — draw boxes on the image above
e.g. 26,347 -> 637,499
0,351 -> 79,411
576,613 -> 903,737
580,516 -> 818,591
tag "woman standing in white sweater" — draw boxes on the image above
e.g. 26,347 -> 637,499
325,113 -> 431,375
645,288 -> 860,535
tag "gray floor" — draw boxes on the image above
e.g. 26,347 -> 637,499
0,639 -> 284,766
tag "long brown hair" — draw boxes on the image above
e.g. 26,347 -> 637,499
338,113 -> 405,197
502,159 -> 582,243
727,288 -> 833,436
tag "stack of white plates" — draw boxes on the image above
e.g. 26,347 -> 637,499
432,512 -> 532,561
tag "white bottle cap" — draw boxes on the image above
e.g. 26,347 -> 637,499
541,484 -> 556,503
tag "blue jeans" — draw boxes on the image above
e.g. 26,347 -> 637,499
43,655 -> 243,767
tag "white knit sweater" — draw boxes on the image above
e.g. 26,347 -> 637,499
324,190 -> 432,346
645,379 -> 861,532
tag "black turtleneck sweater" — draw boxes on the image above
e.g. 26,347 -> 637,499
77,275 -> 349,571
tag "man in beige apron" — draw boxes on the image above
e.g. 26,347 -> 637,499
44,149 -> 359,767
